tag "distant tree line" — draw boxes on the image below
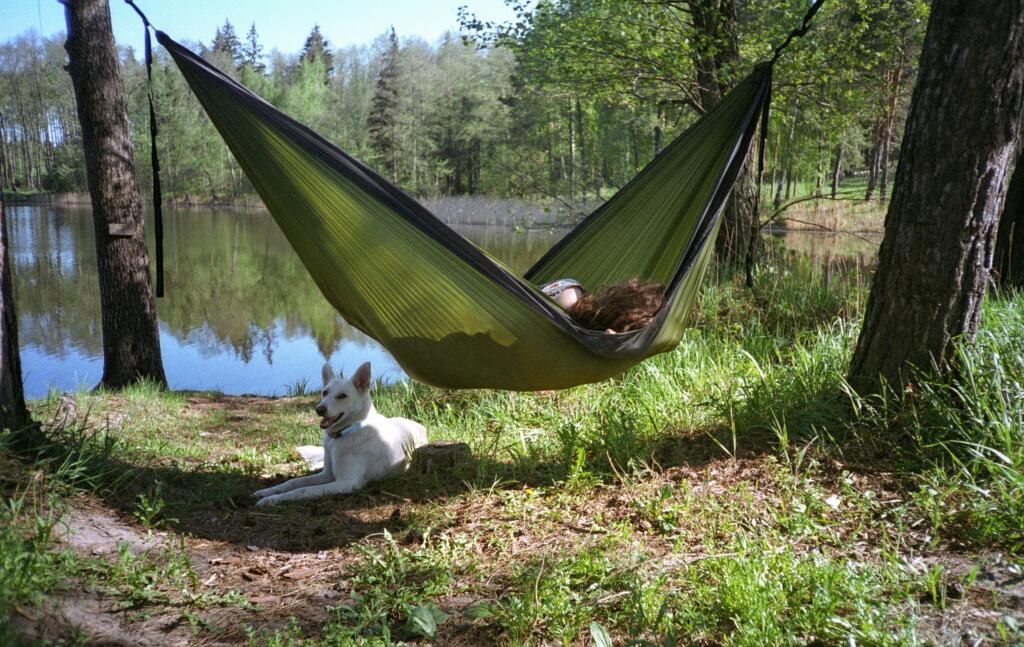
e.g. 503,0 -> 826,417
1,2 -> 926,216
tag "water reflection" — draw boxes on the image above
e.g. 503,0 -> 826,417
12,204 -> 565,398
14,204 -> 878,399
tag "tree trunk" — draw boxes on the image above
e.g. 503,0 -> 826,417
686,0 -> 757,267
653,104 -> 663,156
995,147 -> 1024,287
848,0 -> 1024,395
548,119 -> 556,205
864,117 -> 885,200
830,144 -> 843,199
568,102 -> 576,212
719,147 -> 758,266
774,99 -> 798,210
0,196 -> 28,430
65,0 -> 167,389
0,112 -> 12,189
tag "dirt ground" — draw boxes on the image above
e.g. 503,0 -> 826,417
9,393 -> 1024,645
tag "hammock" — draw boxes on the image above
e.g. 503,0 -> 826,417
149,29 -> 773,391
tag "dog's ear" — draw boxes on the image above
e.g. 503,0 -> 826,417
353,362 -> 372,394
321,363 -> 335,386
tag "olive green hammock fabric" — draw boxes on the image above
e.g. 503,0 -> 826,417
156,31 -> 772,391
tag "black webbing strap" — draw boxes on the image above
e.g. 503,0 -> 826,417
745,66 -> 772,288
745,0 -> 826,286
771,0 -> 826,64
125,0 -> 164,297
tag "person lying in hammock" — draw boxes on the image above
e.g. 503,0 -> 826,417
540,278 -> 665,333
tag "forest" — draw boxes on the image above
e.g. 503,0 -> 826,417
1,0 -> 924,210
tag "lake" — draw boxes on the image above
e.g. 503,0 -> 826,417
11,201 -> 879,399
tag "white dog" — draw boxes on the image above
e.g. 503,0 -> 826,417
254,362 -> 427,506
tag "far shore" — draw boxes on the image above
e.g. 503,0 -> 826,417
7,190 -> 884,233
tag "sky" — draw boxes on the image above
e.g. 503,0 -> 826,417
2,0 -> 521,55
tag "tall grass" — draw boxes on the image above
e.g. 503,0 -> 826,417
6,255 -> 1024,644
376,257 -> 1024,550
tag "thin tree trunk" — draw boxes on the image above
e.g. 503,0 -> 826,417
848,0 -> 1024,395
12,81 -> 37,190
65,0 -> 166,389
653,104 -> 663,155
568,102 -> 576,212
865,117 -> 885,200
879,39 -> 907,202
0,196 -> 28,430
630,122 -> 640,174
830,144 -> 843,199
878,131 -> 891,201
574,97 -> 585,201
774,99 -> 798,210
815,144 -> 823,196
224,144 -> 238,199
0,113 -> 11,190
548,119 -> 556,205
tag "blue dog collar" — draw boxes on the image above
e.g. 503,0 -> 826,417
328,421 -> 361,439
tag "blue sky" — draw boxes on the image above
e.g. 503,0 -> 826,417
3,0 -> 521,54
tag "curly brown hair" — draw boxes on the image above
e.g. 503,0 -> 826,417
568,279 -> 666,333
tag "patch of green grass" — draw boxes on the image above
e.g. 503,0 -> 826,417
0,492 -> 74,640
8,256 -> 1024,645
323,529 -> 474,643
485,544 -> 652,644
654,542 -> 915,646
475,538 -> 915,646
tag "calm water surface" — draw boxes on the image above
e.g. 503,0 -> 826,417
13,203 -> 567,399
14,203 -> 879,399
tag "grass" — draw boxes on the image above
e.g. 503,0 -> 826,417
3,256 -> 1024,644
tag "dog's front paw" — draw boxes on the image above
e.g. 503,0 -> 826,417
252,487 -> 276,499
255,494 -> 280,507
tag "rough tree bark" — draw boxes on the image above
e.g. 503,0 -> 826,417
848,0 -> 1024,395
687,0 -> 758,266
65,0 -> 167,389
995,146 -> 1024,287
0,196 -> 28,430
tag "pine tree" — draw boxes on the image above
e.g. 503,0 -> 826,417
300,24 -> 334,79
368,28 -> 400,181
65,0 -> 167,389
848,1 -> 1024,394
211,19 -> 242,69
242,22 -> 265,74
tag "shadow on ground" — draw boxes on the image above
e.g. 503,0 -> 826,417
9,410 -> 785,552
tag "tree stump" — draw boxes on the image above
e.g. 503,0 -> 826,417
411,441 -> 471,473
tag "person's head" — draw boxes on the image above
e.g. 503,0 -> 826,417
569,279 -> 665,333
554,285 -> 583,309
541,279 -> 584,310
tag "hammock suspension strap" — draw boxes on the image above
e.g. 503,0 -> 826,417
125,0 -> 164,297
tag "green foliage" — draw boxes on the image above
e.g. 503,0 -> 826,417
299,25 -> 334,78
321,529 -> 468,642
98,540 -> 198,609
0,493 -> 70,636
3,1 -> 928,210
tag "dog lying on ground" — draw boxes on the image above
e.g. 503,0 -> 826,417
253,362 -> 427,506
